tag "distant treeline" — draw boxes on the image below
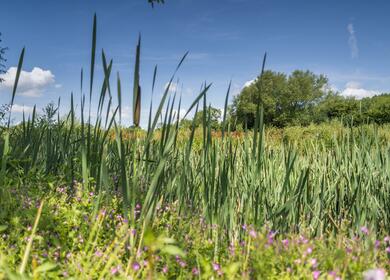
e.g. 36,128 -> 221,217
230,70 -> 390,128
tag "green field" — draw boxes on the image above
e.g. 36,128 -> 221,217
1,16 -> 390,280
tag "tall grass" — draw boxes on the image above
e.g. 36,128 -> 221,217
1,15 -> 389,247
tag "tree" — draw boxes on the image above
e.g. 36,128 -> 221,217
232,70 -> 328,127
180,107 -> 222,130
0,33 -> 7,83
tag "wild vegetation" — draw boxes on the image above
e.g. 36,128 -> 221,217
0,14 -> 389,279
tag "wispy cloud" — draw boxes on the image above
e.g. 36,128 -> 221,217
347,23 -> 359,59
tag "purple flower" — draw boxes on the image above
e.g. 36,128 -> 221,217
179,261 -> 187,268
192,267 -> 200,275
384,236 -> 390,243
306,247 -> 313,254
132,262 -> 140,271
282,239 -> 289,248
386,247 -> 390,253
249,229 -> 257,238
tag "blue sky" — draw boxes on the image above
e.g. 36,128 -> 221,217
1,0 -> 390,126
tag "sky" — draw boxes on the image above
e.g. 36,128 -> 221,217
1,0 -> 390,126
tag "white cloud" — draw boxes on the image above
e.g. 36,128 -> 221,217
55,84 -> 62,89
347,23 -> 359,59
11,104 -> 34,114
0,67 -> 55,97
243,79 -> 256,89
341,81 -> 379,99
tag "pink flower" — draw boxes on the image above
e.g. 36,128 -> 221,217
132,262 -> 140,271
111,266 -> 120,275
313,270 -> 321,279
212,263 -> 221,271
94,250 -> 103,257
162,265 -> 168,273
192,267 -> 200,275
361,226 -> 369,235
310,258 -> 318,268
249,229 -> 257,238
282,239 -> 289,248
307,247 -> 313,254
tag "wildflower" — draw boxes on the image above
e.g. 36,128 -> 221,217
361,226 -> 369,235
307,247 -> 313,254
249,229 -> 257,238
384,236 -> 390,243
286,267 -> 292,273
132,262 -> 140,271
363,269 -> 386,280
192,267 -> 200,275
212,263 -> 221,271
179,261 -> 187,268
162,265 -> 168,273
375,240 -> 380,249
385,247 -> 390,253
111,265 -> 120,275
94,250 -> 103,257
313,270 -> 321,279
310,258 -> 318,268
282,239 -> 289,248
242,224 -> 247,231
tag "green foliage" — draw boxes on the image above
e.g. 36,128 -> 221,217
181,107 -> 221,130
232,70 -> 390,128
1,13 -> 390,279
232,70 -> 328,127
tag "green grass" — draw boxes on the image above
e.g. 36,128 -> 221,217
0,15 -> 389,279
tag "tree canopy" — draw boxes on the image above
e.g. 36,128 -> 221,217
231,69 -> 390,127
231,70 -> 328,127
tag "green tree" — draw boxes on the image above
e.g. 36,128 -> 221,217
232,70 -> 328,127
180,107 -> 222,130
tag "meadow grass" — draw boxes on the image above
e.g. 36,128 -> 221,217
0,15 -> 389,279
